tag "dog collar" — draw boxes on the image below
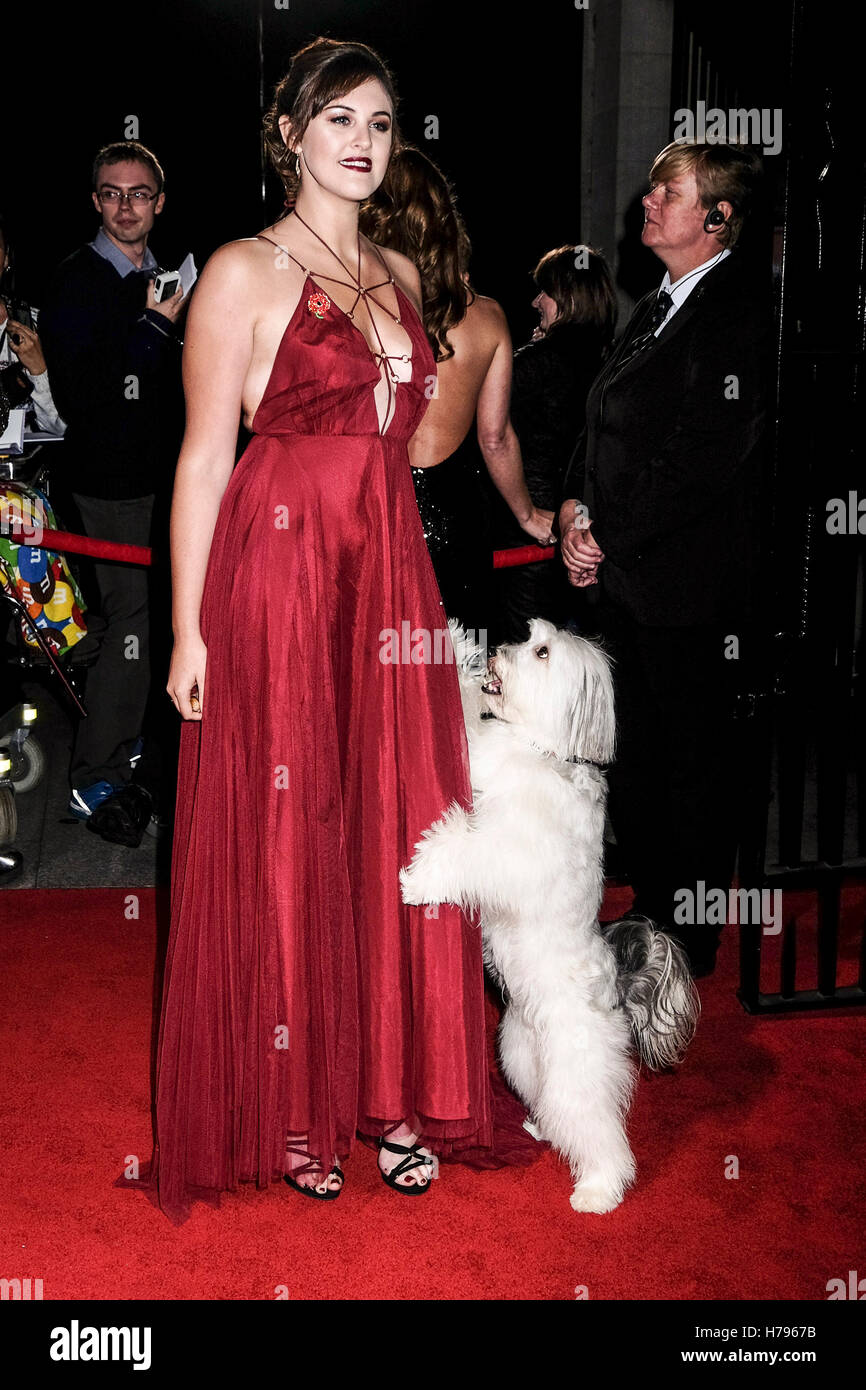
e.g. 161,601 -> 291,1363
479,712 -> 608,770
566,755 -> 609,771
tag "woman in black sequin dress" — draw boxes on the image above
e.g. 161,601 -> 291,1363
408,430 -> 491,637
360,149 -> 554,643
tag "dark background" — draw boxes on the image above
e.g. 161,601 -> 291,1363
6,0 -> 590,348
5,0 -> 799,343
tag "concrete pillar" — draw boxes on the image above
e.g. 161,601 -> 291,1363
581,0 -> 675,320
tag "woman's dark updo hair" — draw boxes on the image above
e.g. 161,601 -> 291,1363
263,37 -> 402,208
360,146 -> 474,362
533,245 -> 617,352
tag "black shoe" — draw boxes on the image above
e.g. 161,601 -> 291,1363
86,784 -> 154,849
377,1133 -> 434,1195
283,1163 -> 344,1202
283,1136 -> 344,1201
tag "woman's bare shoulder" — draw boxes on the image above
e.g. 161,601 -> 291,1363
192,237 -> 300,314
464,291 -> 507,324
207,233 -> 306,274
196,238 -> 271,290
456,291 -> 509,348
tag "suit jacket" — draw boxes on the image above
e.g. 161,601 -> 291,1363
561,251 -> 772,625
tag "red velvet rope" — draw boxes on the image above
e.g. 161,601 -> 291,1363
492,543 -> 556,568
4,520 -> 556,570
5,520 -> 152,566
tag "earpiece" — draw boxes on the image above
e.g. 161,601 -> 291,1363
703,206 -> 727,233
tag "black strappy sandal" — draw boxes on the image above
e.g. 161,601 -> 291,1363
284,1139 -> 344,1202
377,1132 -> 434,1195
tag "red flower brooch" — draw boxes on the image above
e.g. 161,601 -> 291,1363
307,290 -> 331,319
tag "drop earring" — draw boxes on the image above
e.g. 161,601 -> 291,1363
295,152 -> 301,178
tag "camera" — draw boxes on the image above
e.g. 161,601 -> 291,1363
0,362 -> 33,434
2,299 -> 34,336
152,271 -> 180,303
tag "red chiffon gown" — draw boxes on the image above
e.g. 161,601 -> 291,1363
133,241 -> 526,1224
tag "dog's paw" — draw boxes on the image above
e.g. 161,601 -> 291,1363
399,863 -> 442,906
522,1117 -> 546,1142
399,865 -> 424,905
569,1181 -> 623,1215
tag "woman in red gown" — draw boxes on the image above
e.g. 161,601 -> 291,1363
139,38 -> 504,1222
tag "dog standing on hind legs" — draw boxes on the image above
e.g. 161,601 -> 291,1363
400,618 -> 699,1213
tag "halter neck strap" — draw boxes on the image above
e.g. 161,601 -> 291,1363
255,228 -> 394,299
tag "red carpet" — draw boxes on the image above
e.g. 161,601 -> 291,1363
1,884 -> 863,1301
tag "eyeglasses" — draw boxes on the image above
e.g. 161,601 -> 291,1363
97,189 -> 159,204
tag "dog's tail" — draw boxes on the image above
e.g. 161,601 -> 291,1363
602,917 -> 700,1070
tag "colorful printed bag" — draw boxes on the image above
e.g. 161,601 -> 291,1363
0,481 -> 88,656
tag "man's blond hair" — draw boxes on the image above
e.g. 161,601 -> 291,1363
649,141 -> 761,248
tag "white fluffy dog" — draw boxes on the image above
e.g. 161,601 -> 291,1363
400,617 -> 698,1213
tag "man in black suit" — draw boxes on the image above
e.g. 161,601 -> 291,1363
558,140 -> 771,976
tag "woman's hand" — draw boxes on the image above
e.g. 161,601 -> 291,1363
6,320 -> 47,376
567,564 -> 600,588
518,506 -> 556,545
167,634 -> 207,720
559,498 -> 604,586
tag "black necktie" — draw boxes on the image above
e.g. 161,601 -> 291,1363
649,288 -> 674,332
606,289 -> 674,381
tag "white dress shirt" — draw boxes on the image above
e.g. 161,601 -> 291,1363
653,248 -> 731,336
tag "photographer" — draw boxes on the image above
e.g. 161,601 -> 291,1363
0,213 -> 65,442
39,141 -> 187,847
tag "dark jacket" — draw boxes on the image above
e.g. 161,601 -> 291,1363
490,322 -> 607,548
39,246 -> 184,499
561,252 -> 772,625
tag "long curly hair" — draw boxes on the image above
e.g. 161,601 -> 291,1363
360,146 -> 474,362
262,37 -> 403,209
